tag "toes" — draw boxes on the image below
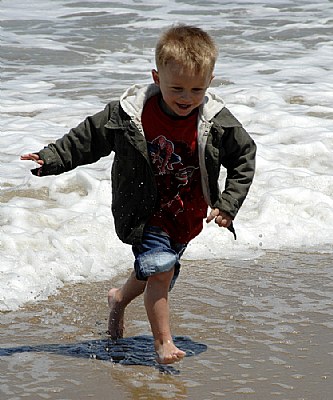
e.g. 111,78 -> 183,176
156,350 -> 186,364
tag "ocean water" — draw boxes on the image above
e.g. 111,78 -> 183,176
1,0 -> 332,311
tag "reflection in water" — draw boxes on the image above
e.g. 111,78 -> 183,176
0,334 -> 206,399
0,335 -> 207,371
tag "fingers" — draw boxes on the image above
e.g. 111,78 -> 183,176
20,153 -> 39,161
21,153 -> 38,161
214,215 -> 232,228
206,208 -> 232,228
20,153 -> 44,166
206,208 -> 219,223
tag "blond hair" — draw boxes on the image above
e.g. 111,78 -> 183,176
155,25 -> 218,75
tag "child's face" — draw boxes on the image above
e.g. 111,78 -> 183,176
152,62 -> 213,117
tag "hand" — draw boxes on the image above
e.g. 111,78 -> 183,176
206,208 -> 233,228
20,153 -> 44,166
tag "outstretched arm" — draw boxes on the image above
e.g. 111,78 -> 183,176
20,101 -> 116,177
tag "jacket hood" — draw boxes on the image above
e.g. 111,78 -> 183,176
120,83 -> 225,122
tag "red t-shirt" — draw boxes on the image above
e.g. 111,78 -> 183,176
141,95 -> 208,244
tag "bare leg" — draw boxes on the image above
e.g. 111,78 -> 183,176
144,268 -> 186,364
108,271 -> 146,339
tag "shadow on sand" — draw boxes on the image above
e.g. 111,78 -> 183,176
0,335 -> 207,374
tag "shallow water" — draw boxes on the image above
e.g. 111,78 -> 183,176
1,252 -> 332,399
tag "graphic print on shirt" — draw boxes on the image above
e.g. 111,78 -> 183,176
149,135 -> 181,174
147,135 -> 199,216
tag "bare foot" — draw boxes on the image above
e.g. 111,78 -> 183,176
155,339 -> 186,364
107,288 -> 124,340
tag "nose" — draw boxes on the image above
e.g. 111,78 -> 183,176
180,90 -> 191,102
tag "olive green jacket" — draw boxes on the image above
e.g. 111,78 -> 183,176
36,84 -> 256,244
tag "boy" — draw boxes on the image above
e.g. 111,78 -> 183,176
21,25 -> 256,364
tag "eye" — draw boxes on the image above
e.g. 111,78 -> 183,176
192,88 -> 205,93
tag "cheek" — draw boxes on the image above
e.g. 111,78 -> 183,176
194,93 -> 206,104
163,91 -> 176,104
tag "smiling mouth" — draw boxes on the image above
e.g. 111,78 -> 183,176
176,103 -> 191,110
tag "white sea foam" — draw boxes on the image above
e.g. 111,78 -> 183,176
1,0 -> 332,311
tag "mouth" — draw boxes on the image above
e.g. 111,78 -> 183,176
176,103 -> 192,111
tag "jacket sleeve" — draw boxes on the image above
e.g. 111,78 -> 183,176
35,102 -> 115,176
217,125 -> 256,218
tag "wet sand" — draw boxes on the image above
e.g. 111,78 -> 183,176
1,251 -> 332,399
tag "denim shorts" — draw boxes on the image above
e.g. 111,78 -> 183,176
132,226 -> 187,291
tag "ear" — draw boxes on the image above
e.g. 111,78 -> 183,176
209,74 -> 214,86
152,69 -> 160,85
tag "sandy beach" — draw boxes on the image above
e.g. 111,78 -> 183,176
1,251 -> 332,399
